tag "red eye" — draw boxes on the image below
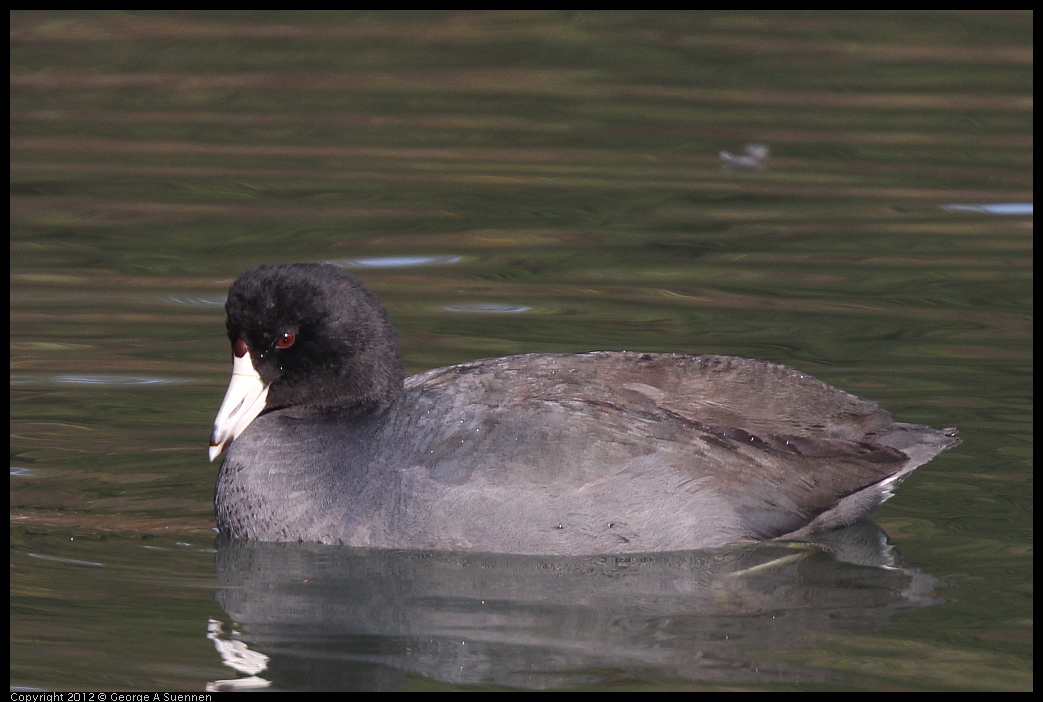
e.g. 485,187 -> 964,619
233,339 -> 249,358
276,332 -> 296,349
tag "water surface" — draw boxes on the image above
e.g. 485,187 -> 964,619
10,10 -> 1032,691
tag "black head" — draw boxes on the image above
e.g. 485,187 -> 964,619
224,263 -> 404,416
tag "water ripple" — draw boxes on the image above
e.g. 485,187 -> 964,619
10,374 -> 188,387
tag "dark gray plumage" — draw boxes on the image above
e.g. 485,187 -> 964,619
210,263 -> 958,555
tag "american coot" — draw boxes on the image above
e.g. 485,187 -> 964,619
209,263 -> 958,555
